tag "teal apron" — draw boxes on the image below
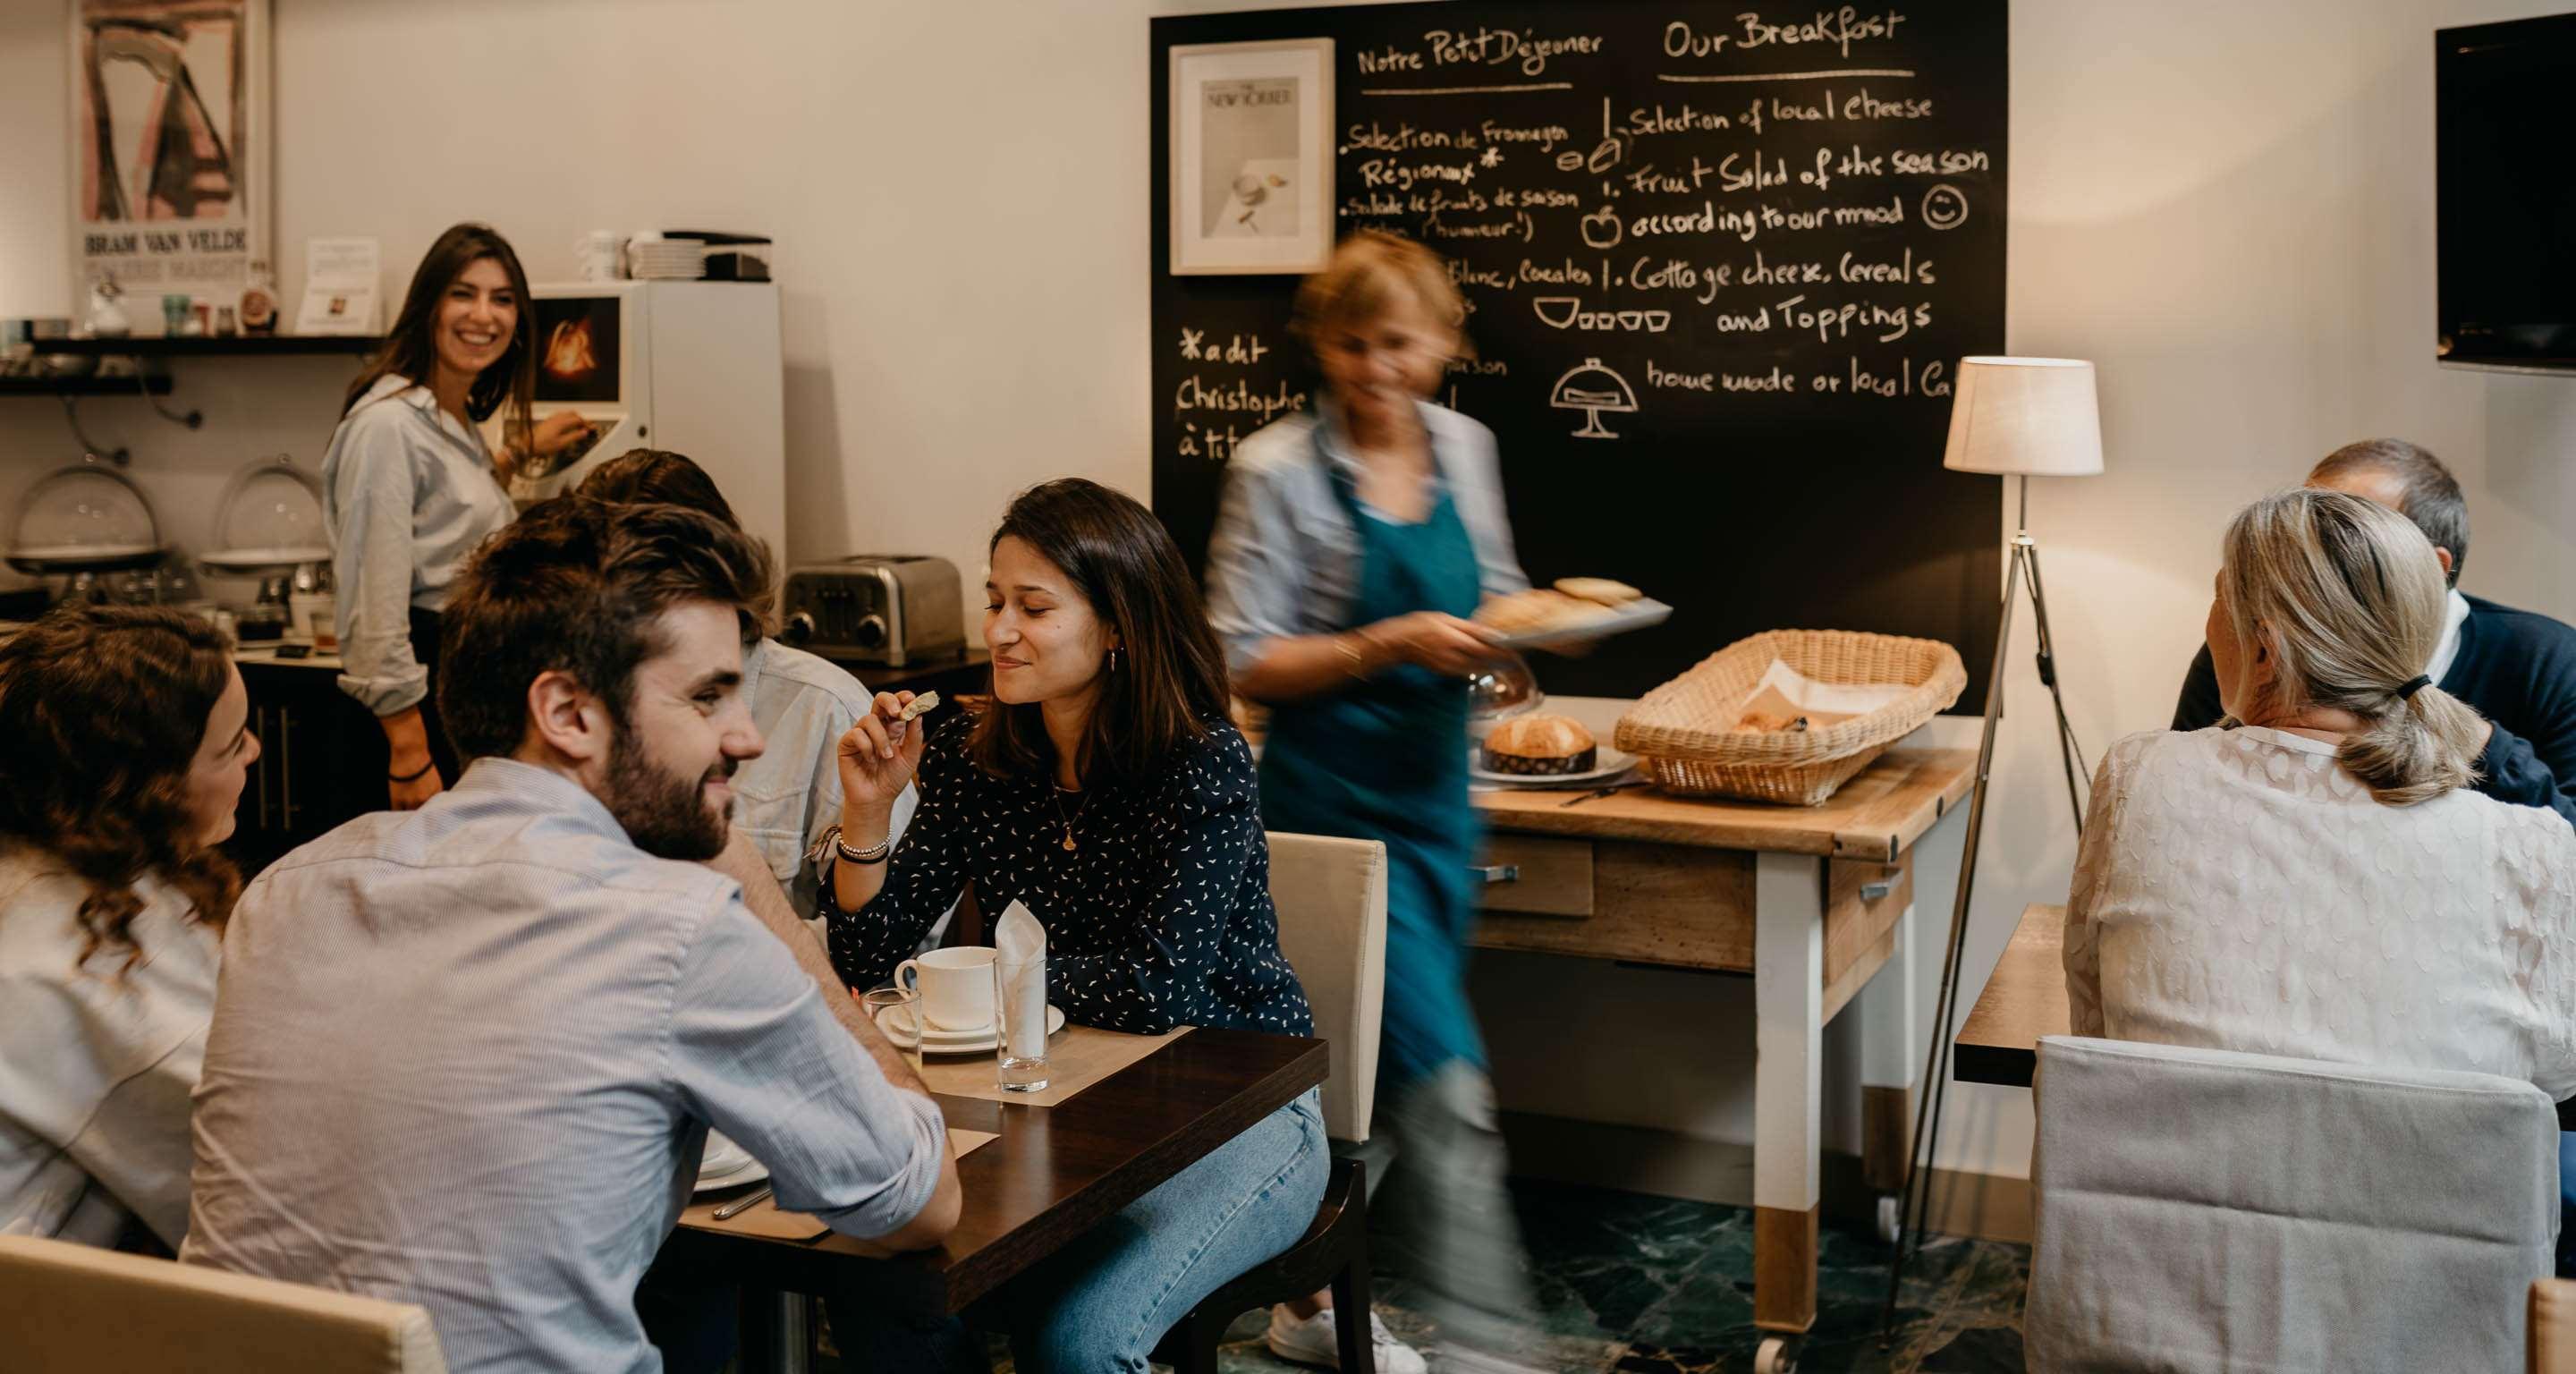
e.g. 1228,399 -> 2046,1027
1258,429 -> 1486,1094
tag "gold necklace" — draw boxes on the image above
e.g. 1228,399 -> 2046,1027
1049,783 -> 1091,852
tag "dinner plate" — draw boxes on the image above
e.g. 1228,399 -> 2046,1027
694,1132 -> 772,1194
692,1160 -> 769,1195
1467,751 -> 1635,789
874,1003 -> 1066,1054
1482,598 -> 1673,652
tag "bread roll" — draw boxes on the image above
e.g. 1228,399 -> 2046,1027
1479,714 -> 1598,776
1555,577 -> 1640,606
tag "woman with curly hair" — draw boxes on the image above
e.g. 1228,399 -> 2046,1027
0,605 -> 258,1250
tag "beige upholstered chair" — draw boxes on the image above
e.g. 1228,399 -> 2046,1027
0,1234 -> 445,1373
1154,830 -> 1391,1374
2535,1279 -> 2576,1374
1263,830 -> 1390,1144
2029,1035 -> 2557,1372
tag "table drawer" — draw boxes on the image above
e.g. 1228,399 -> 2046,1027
1474,834 -> 1595,918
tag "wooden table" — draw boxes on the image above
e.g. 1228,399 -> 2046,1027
657,1027 -> 1326,1319
1953,903 -> 2576,1130
1471,739 -> 1975,1346
1952,903 -> 2068,1090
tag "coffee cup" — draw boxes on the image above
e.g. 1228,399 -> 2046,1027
893,946 -> 998,1030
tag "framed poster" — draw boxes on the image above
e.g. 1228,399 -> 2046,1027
1168,37 -> 1333,276
68,0 -> 271,330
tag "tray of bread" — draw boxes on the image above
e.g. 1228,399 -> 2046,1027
1474,578 -> 1671,651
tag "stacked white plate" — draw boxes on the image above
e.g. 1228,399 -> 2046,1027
693,1130 -> 768,1193
626,239 -> 707,280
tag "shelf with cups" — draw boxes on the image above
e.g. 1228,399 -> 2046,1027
0,375 -> 175,396
39,335 -> 379,357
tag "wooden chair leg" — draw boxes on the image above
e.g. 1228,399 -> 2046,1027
1165,1308 -> 1225,1374
1330,1197 -> 1375,1374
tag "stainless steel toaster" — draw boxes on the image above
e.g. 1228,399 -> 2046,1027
778,555 -> 965,666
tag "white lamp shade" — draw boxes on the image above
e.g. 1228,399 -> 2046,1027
1942,356 -> 2105,477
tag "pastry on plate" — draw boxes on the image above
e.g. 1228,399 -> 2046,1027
1479,714 -> 1597,776
1474,589 -> 1614,637
1555,577 -> 1640,606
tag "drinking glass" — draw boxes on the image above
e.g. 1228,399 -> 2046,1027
860,984 -> 924,1077
993,955 -> 1049,1093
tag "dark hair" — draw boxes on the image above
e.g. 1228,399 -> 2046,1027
578,448 -> 743,530
970,479 -> 1232,785
343,223 -> 537,446
2309,439 -> 2468,587
0,605 -> 241,974
438,496 -> 774,762
574,449 -> 770,632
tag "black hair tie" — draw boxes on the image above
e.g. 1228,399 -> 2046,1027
2395,674 -> 2433,700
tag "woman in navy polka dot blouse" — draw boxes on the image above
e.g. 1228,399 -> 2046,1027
817,478 -> 1325,1371
818,481 -> 1311,1040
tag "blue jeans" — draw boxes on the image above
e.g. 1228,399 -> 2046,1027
835,1089 -> 1326,1372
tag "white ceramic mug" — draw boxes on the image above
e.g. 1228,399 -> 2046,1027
893,946 -> 998,1030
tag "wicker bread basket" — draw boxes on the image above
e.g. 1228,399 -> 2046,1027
1614,631 -> 1969,805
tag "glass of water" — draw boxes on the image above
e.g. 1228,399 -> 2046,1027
860,984 -> 924,1077
993,954 -> 1049,1093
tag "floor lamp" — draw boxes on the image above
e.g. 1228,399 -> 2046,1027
1880,357 -> 2104,1335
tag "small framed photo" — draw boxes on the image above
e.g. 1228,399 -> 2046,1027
1169,38 -> 1334,276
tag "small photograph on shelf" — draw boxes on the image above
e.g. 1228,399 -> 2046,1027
1169,38 -> 1332,276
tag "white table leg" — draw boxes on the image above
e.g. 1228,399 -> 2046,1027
1857,900 -> 1918,1231
1753,851 -> 1823,1335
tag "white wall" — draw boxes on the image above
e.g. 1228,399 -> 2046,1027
8,0 -> 2576,1191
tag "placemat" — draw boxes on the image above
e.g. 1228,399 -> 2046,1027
682,1127 -> 999,1242
919,1024 -> 1191,1108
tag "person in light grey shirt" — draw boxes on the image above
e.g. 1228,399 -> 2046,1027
322,223 -> 591,810
0,606 -> 257,1251
182,497 -> 961,1374
572,449 -> 925,936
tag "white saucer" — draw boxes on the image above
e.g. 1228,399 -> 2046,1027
875,1004 -> 1065,1054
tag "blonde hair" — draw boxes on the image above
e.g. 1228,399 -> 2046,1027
1290,229 -> 1470,360
2219,488 -> 2484,805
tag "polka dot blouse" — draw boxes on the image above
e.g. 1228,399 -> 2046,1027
824,714 -> 1314,1038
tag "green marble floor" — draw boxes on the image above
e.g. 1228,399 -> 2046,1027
1199,1178 -> 2029,1373
814,1177 -> 2027,1373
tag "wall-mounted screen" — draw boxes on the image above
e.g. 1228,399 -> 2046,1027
2437,13 -> 2576,371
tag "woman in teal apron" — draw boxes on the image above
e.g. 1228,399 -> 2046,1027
1205,231 -> 1541,1372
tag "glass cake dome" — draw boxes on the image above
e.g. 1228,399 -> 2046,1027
6,456 -> 166,573
199,454 -> 330,571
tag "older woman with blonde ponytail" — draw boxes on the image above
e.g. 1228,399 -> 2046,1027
2066,487 -> 2576,1105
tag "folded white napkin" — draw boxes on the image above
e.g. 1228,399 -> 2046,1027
1746,658 -> 1910,719
994,900 -> 1049,1056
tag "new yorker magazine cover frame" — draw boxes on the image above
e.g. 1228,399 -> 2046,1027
1169,38 -> 1334,276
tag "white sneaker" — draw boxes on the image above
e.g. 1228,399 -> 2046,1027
1264,1302 -> 1429,1373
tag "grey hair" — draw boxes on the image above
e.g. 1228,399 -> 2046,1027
2220,488 -> 2484,806
2309,438 -> 2468,588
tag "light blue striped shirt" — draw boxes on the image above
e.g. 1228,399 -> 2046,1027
182,759 -> 946,1374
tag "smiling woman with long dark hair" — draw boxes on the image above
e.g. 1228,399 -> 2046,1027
819,478 -> 1322,1372
0,604 -> 259,1250
324,222 -> 593,810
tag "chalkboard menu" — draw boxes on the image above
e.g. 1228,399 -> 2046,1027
1151,1 -> 2006,706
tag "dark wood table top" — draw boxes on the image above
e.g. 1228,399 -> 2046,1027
1473,747 -> 1976,861
660,1027 -> 1326,1314
1954,903 -> 2576,1129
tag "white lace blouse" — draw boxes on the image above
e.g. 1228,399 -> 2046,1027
2064,726 -> 2576,1099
